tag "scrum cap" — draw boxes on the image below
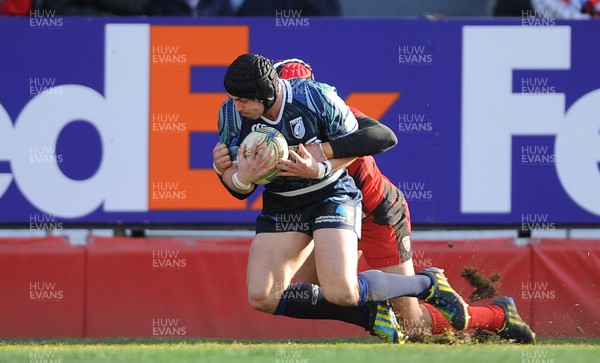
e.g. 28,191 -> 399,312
224,53 -> 280,113
273,58 -> 314,80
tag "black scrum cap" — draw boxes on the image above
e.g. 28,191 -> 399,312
224,53 -> 280,113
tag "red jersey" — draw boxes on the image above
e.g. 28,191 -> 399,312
347,155 -> 395,216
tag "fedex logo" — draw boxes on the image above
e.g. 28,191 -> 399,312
461,26 -> 600,216
0,24 -> 397,219
0,24 -> 249,218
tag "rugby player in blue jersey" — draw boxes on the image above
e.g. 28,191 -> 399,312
214,53 -> 469,343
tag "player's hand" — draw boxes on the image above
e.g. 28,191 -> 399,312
277,144 -> 320,179
213,142 -> 232,174
236,139 -> 275,184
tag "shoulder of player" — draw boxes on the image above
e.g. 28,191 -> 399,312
287,78 -> 339,115
217,99 -> 232,125
219,97 -> 234,111
218,99 -> 241,137
287,78 -> 337,96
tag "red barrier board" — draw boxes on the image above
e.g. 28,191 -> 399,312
411,239 -> 533,329
0,238 -> 85,338
85,237 -> 364,339
530,240 -> 600,337
1,236 -> 598,339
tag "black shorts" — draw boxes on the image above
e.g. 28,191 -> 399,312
256,170 -> 362,238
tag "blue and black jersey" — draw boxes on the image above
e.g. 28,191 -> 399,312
218,78 -> 358,194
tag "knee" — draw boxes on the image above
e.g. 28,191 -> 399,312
247,289 -> 279,313
321,284 -> 359,306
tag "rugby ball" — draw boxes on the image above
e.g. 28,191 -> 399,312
240,126 -> 289,184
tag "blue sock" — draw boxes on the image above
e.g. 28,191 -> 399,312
358,269 -> 431,302
274,283 -> 372,329
357,274 -> 369,306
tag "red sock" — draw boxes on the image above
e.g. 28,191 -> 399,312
422,303 -> 452,334
422,303 -> 506,334
467,305 -> 505,332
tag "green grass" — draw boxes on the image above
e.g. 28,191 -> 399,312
2,338 -> 599,363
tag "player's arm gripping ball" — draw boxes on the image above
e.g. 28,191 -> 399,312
212,142 -> 232,176
239,127 -> 289,184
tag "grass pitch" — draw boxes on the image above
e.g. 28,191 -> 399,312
2,338 -> 599,363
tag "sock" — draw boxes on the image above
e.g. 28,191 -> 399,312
467,305 -> 505,331
423,302 -> 452,334
359,269 -> 431,302
423,303 -> 506,334
274,283 -> 371,330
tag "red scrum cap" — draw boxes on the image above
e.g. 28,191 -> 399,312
273,58 -> 314,80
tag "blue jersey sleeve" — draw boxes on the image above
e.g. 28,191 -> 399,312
307,81 -> 358,141
217,99 -> 243,163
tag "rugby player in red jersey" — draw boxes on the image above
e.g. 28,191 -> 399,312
271,58 -> 535,344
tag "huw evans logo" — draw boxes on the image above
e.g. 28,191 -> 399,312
151,182 -> 187,201
400,318 -> 428,338
398,181 -> 433,202
275,10 -> 310,28
29,350 -> 63,363
152,45 -> 187,64
521,213 -> 555,231
521,145 -> 555,166
275,282 -> 312,301
275,349 -> 309,363
521,282 -> 556,301
152,113 -> 187,132
152,250 -> 187,269
29,213 -> 63,231
521,9 -> 556,26
398,113 -> 433,133
29,145 -> 63,164
29,10 -> 63,29
29,77 -> 63,96
29,281 -> 63,302
398,45 -> 432,65
520,77 -> 555,94
521,349 -> 555,363
275,214 -> 310,233
152,318 -> 187,336
411,250 -> 433,270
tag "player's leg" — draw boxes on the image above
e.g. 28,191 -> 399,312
293,244 -> 366,285
312,225 -> 403,343
313,228 -> 361,306
305,182 -> 403,343
254,191 -> 389,338
246,231 -> 313,313
310,196 -> 433,308
380,260 -> 433,338
391,198 -> 532,342
294,244 -> 408,343
360,214 -> 432,338
381,195 -> 432,338
248,231 -> 376,333
309,192 -> 466,319
420,294 -> 535,343
310,214 -> 465,340
291,241 -> 320,284
360,192 -> 468,332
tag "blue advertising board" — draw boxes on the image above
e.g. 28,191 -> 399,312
0,16 -> 598,227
